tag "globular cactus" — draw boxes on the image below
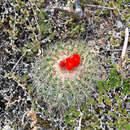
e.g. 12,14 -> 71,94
32,40 -> 101,111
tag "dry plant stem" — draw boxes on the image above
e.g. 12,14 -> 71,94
121,27 -> 129,66
77,109 -> 83,130
109,49 -> 125,52
51,6 -> 74,14
27,109 -> 37,130
86,4 -> 116,10
11,49 -> 27,72
22,111 -> 30,126
120,27 -> 129,85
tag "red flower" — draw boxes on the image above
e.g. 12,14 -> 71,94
58,54 -> 81,71
59,60 -> 65,68
65,57 -> 75,71
72,54 -> 80,67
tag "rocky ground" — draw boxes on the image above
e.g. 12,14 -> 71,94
0,0 -> 129,129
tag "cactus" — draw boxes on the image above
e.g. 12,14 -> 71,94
32,40 -> 101,111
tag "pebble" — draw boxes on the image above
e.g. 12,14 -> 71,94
116,20 -> 123,28
3,125 -> 14,130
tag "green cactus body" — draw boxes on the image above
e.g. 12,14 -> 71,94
32,40 -> 101,110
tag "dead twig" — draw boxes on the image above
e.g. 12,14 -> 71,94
86,4 -> 116,10
76,108 -> 83,130
51,6 -> 74,14
11,49 -> 27,72
104,49 -> 130,52
121,27 -> 129,66
11,46 -> 36,72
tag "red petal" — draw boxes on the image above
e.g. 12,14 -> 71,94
72,54 -> 80,67
59,60 -> 65,68
65,57 -> 75,71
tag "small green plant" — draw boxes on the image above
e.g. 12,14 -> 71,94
32,40 -> 101,112
64,68 -> 129,129
98,68 -> 130,95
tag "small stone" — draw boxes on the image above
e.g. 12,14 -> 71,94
116,20 -> 123,28
3,125 -> 13,130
